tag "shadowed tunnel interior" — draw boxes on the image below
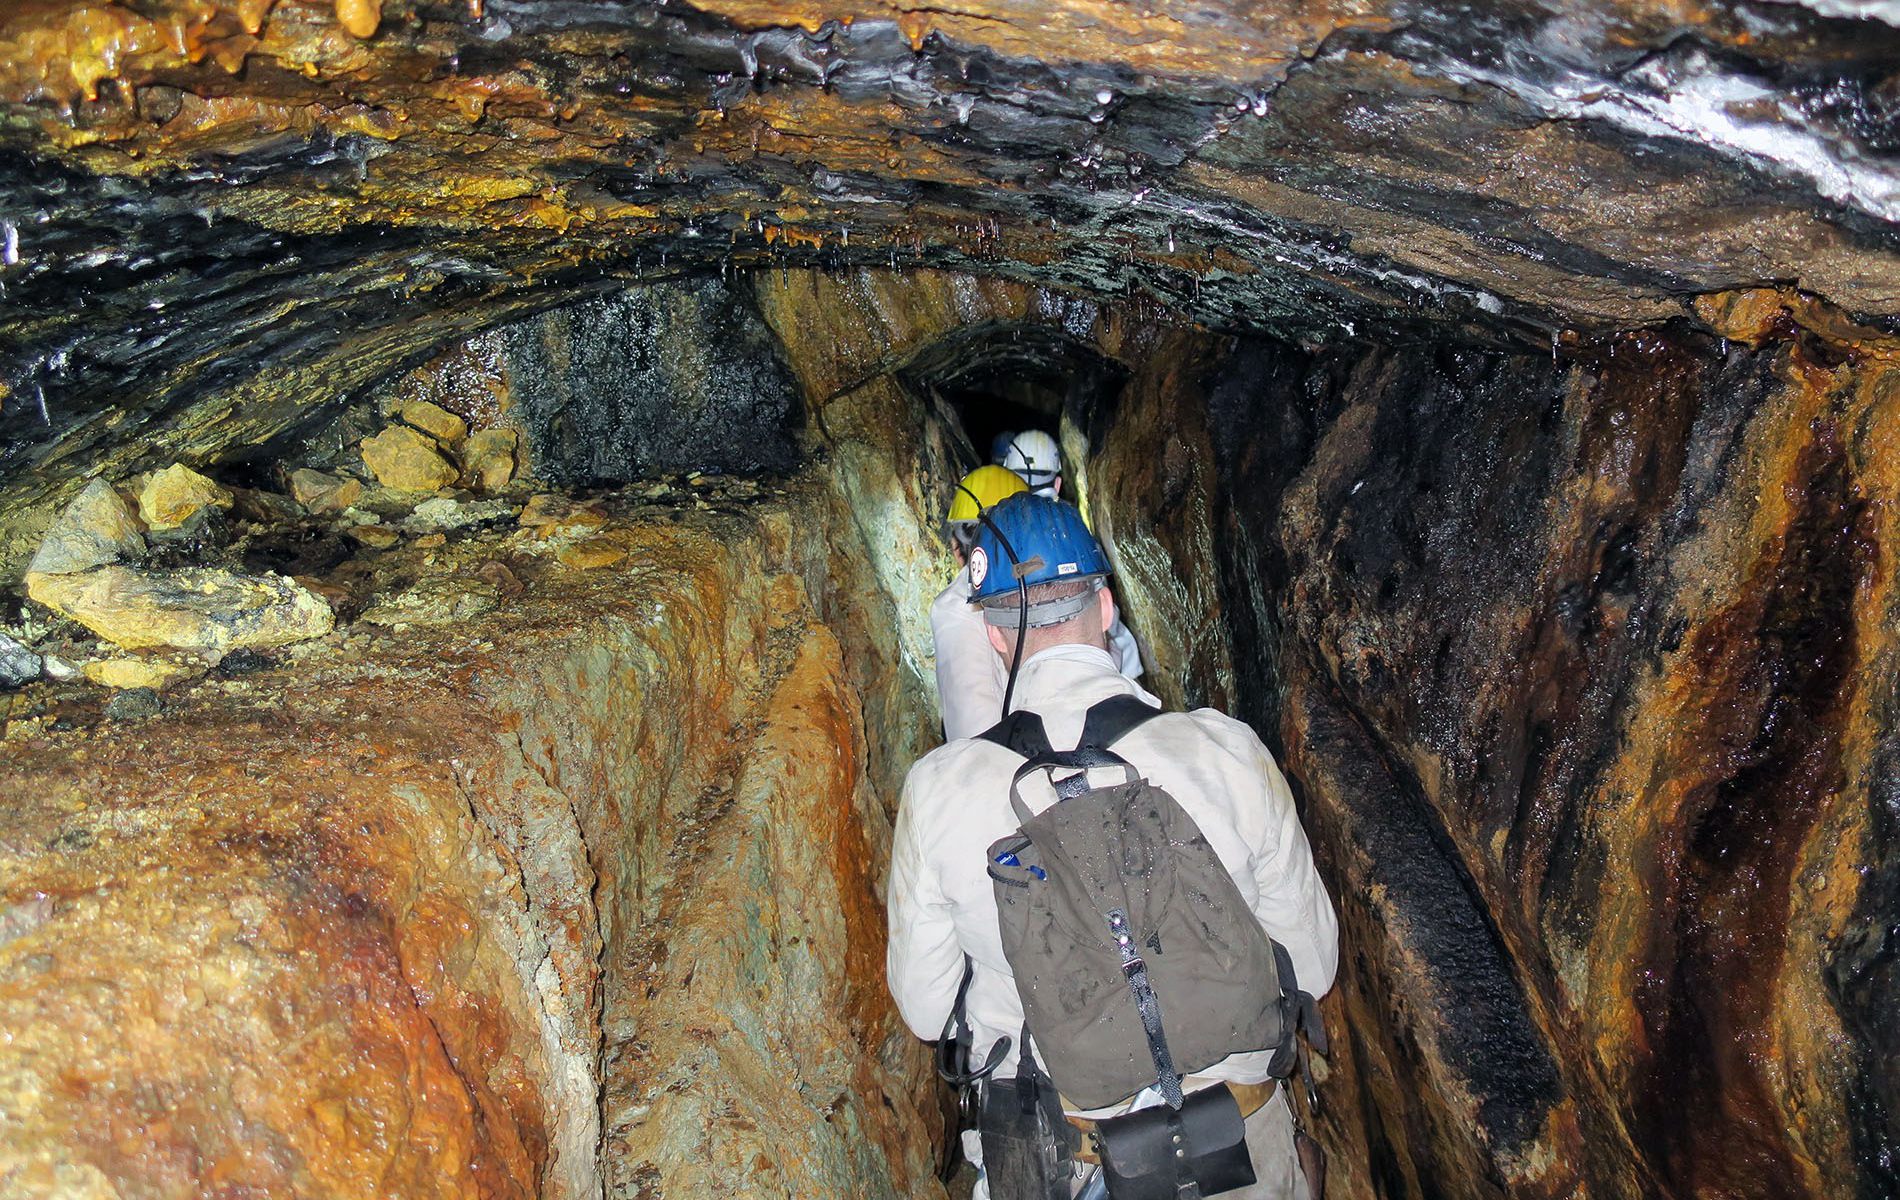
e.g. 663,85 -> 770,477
1,2 -> 1898,1199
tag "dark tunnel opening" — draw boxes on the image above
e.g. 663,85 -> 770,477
897,322 -> 1131,482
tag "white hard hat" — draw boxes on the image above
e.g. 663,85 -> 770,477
1000,430 -> 1061,491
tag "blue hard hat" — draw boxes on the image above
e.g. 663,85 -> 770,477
989,430 -> 1018,465
966,494 -> 1111,604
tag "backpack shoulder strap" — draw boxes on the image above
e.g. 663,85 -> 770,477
1002,696 -> 1163,822
976,709 -> 1054,759
1077,694 -> 1165,751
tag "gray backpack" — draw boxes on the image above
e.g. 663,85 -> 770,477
978,696 -> 1314,1111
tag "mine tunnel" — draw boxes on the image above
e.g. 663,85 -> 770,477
1,1 -> 1897,1198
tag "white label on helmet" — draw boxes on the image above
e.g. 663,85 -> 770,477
1057,562 -> 1079,575
969,547 -> 989,588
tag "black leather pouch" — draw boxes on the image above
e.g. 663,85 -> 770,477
1096,1085 -> 1255,1200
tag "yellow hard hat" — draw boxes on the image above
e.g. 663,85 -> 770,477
947,465 -> 1028,522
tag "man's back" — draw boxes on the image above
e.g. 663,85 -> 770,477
888,644 -> 1338,1103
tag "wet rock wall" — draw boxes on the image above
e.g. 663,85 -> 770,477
1074,290 -> 1900,1198
0,489 -> 944,1199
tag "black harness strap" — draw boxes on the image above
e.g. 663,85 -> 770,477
1107,906 -> 1186,1109
977,709 -> 1054,758
977,694 -> 1162,766
1076,693 -> 1164,751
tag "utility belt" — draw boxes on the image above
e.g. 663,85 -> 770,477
973,1032 -> 1266,1200
1064,1079 -> 1276,1166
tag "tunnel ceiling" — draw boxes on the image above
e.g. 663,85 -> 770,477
2,0 -> 1900,495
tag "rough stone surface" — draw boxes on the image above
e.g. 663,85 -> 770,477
519,494 -> 609,534
101,685 -> 162,721
0,633 -> 40,690
397,400 -> 468,446
24,478 -> 145,577
462,429 -> 520,493
136,464 -> 234,532
360,425 -> 458,493
26,566 -> 335,652
554,539 -> 629,571
504,280 -> 804,486
0,482 -> 942,1200
82,654 -> 204,692
357,575 -> 500,627
1066,288 -> 1900,1198
289,468 -> 365,515
403,496 -> 518,533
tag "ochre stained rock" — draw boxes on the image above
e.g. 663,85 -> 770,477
554,538 -> 627,570
398,400 -> 469,446
0,487 -> 943,1200
361,426 -> 458,492
136,464 -> 234,532
26,566 -> 335,652
82,654 -> 206,691
25,477 -> 146,577
519,493 -> 608,534
461,428 -> 519,492
289,468 -> 365,515
334,0 -> 381,38
345,524 -> 400,549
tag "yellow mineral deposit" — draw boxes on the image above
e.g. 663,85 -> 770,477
137,463 -> 233,532
335,0 -> 381,39
83,654 -> 202,691
361,425 -> 458,492
398,400 -> 468,446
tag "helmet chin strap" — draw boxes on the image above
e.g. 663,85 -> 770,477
956,487 -> 1030,721
952,479 -> 1035,720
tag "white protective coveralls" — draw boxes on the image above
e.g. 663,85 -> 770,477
932,562 -> 1145,742
888,643 -> 1339,1199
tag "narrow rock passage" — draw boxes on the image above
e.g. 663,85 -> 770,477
1,260 -> 1897,1200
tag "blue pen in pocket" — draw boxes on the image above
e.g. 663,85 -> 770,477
992,849 -> 1047,880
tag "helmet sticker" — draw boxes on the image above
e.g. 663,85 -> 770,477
969,547 -> 989,588
1056,562 -> 1079,575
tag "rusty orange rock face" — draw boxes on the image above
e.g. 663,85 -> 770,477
0,489 -> 942,1200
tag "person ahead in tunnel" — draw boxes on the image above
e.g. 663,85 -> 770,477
995,430 -> 1061,497
891,495 -> 1338,1200
934,455 -> 1143,742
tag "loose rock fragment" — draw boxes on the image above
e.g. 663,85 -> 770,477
103,687 -> 162,721
519,493 -> 608,533
461,428 -> 518,492
359,576 -> 500,626
84,655 -> 204,692
404,496 -> 517,532
137,464 -> 234,532
476,560 -> 525,599
289,468 -> 366,515
214,648 -> 275,676
361,426 -> 457,492
347,525 -> 402,549
0,634 -> 41,690
556,538 -> 628,570
27,478 -> 146,576
230,486 -> 307,523
398,400 -> 468,445
335,0 -> 380,37
26,566 -> 335,652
